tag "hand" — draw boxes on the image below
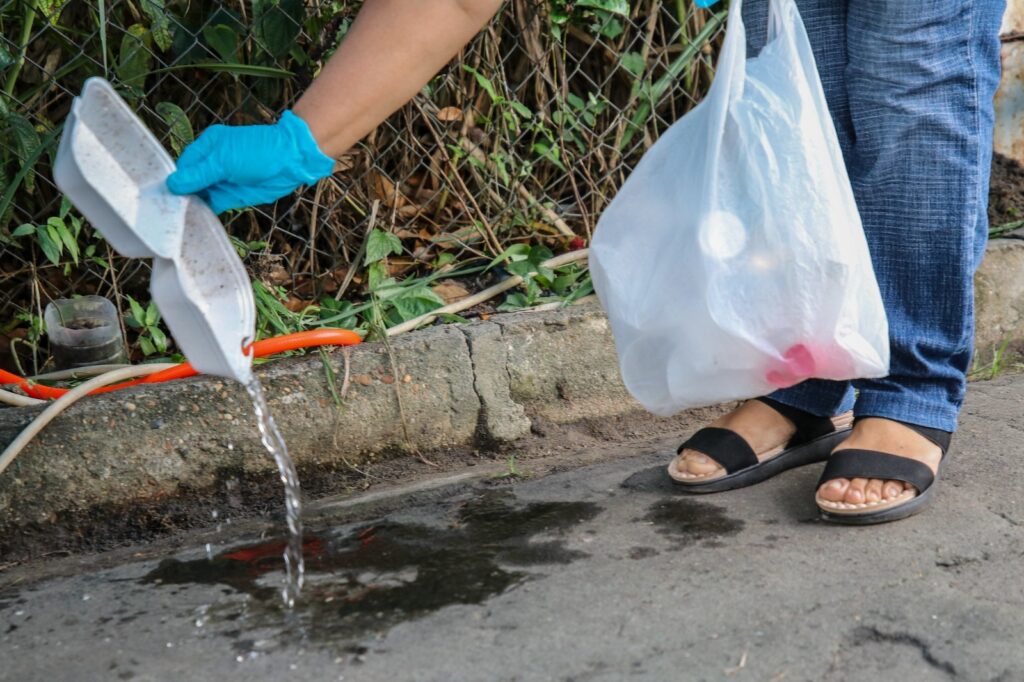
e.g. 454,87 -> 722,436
166,111 -> 335,214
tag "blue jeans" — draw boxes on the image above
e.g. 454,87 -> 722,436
742,0 -> 1005,432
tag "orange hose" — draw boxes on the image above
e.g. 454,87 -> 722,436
0,329 -> 362,401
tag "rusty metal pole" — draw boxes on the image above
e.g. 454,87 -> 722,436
995,1 -> 1024,164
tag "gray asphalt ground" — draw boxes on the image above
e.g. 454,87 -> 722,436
3,375 -> 1024,681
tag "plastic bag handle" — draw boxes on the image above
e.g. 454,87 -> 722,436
767,0 -> 799,43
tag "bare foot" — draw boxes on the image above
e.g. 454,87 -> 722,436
816,417 -> 942,511
670,400 -> 851,482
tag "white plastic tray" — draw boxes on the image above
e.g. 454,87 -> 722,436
54,78 -> 255,383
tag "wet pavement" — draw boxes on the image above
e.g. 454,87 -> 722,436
4,374 -> 1024,680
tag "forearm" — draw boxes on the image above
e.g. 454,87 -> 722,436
294,0 -> 503,158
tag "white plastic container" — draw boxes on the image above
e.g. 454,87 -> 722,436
53,78 -> 256,383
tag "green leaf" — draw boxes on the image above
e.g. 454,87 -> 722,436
390,286 -> 445,321
12,223 -> 34,238
497,293 -> 531,312
149,326 -> 168,352
139,336 -> 156,356
37,0 -> 68,23
48,216 -> 79,264
145,301 -> 159,327
117,24 -> 152,92
463,65 -> 499,103
35,224 -> 61,266
5,113 -> 41,193
365,228 -> 403,264
0,44 -> 14,72
126,296 -> 146,327
509,101 -> 533,120
319,299 -> 357,329
367,263 -> 392,292
488,243 -> 531,270
253,0 -> 304,59
202,23 -> 238,62
432,253 -> 455,269
597,17 -> 624,39
140,0 -> 174,51
620,52 -> 645,78
155,101 -> 194,156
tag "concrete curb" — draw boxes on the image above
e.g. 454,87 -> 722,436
1,238 -> 1023,534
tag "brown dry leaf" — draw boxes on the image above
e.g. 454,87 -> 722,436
370,171 -> 406,208
436,106 -> 463,122
285,296 -> 308,313
334,155 -> 356,173
265,265 -> 291,286
431,281 -> 471,304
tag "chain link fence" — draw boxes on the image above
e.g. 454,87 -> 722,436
0,0 -> 725,372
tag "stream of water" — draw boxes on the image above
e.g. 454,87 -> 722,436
245,378 -> 304,608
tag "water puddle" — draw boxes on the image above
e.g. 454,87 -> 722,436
142,490 -> 601,651
245,378 -> 304,608
641,499 -> 744,546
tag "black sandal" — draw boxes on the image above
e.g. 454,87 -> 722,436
815,420 -> 952,525
669,397 -> 852,494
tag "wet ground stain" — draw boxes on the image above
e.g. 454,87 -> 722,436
620,465 -> 678,494
641,498 -> 744,547
141,490 -> 601,651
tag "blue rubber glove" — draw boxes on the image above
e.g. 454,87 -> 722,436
166,110 -> 335,214
694,0 -> 720,6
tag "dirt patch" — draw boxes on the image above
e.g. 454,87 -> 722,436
989,153 -> 1024,228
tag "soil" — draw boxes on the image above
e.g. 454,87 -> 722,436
989,153 -> 1024,227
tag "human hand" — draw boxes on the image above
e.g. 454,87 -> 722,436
166,110 -> 335,214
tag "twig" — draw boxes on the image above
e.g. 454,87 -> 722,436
306,178 -> 326,277
334,200 -> 380,301
387,249 -> 589,336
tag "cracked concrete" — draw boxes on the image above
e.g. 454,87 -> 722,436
4,373 -> 1024,680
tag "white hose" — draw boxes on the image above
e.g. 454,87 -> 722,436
0,388 -> 45,407
0,364 -> 176,477
29,364 -> 133,382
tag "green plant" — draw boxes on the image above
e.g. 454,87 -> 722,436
125,295 -> 169,357
8,198 -> 83,272
492,455 -> 530,481
549,0 -> 630,40
1,0 -> 726,366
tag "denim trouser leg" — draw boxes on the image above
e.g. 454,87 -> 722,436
741,0 -> 1003,430
743,0 -> 857,418
844,0 -> 1004,432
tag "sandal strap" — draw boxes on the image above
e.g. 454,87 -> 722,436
854,416 -> 952,453
755,397 -> 837,446
677,427 -> 758,475
818,449 -> 936,493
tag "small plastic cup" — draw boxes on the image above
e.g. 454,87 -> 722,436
44,295 -> 128,369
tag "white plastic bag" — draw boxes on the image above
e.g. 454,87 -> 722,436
590,0 -> 889,416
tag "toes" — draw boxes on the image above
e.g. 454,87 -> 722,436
676,450 -> 722,477
883,480 -> 904,500
844,477 -> 869,504
865,479 -> 884,503
818,478 -> 849,502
